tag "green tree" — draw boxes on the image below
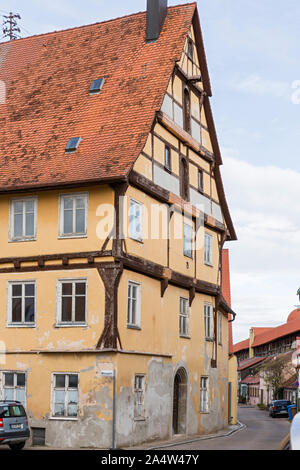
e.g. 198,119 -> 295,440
259,355 -> 294,400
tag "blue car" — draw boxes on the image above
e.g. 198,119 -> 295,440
0,401 -> 30,450
269,400 -> 291,418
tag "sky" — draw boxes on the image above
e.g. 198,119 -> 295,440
0,1 -> 299,343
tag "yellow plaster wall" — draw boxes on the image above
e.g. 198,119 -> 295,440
0,268 -> 105,351
196,228 -> 219,285
0,185 -> 114,259
1,353 -> 115,423
118,272 -> 229,432
133,155 -> 153,180
189,149 -> 210,173
228,354 -> 238,425
169,211 -> 195,277
123,187 -> 168,267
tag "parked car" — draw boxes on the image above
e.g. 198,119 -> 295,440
269,400 -> 291,418
0,401 -> 30,450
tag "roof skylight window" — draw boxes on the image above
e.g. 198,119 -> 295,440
65,137 -> 82,153
89,78 -> 105,95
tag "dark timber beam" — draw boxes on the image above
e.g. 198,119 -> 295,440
97,262 -> 124,350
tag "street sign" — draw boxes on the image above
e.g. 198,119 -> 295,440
100,370 -> 114,377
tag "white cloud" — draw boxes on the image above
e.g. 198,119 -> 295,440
221,154 -> 300,343
230,74 -> 290,98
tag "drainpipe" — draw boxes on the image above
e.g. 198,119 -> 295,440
112,369 -> 116,449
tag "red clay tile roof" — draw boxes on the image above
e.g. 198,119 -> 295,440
252,318 -> 300,347
233,320 -> 300,353
241,374 -> 260,385
287,309 -> 300,323
252,327 -> 274,335
0,4 -> 196,191
233,338 -> 249,353
282,374 -> 298,389
237,356 -> 266,371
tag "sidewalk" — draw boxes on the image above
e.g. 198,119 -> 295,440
124,421 -> 245,450
22,422 -> 245,451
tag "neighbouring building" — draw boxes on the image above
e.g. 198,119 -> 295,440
234,307 -> 300,406
0,0 -> 237,448
234,308 -> 300,365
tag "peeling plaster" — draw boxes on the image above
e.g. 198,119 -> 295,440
117,359 -> 173,447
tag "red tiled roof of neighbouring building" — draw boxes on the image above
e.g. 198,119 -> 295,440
282,374 -> 298,390
287,309 -> 300,323
241,374 -> 260,385
0,4 -> 197,191
233,338 -> 249,353
233,318 -> 300,353
237,356 -> 266,371
252,327 -> 274,336
252,318 -> 300,347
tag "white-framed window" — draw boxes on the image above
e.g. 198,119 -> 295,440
200,377 -> 209,413
134,374 -> 145,419
127,281 -> 141,328
51,373 -> 79,419
56,279 -> 87,325
9,197 -> 37,242
218,312 -> 222,345
204,303 -> 213,340
204,233 -> 213,265
179,297 -> 189,337
7,281 -> 36,326
0,371 -> 26,406
59,193 -> 88,238
129,199 -> 143,242
183,223 -> 193,258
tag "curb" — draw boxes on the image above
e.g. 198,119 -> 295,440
278,433 -> 290,451
144,421 -> 246,450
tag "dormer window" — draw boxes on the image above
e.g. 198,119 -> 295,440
65,137 -> 82,153
89,78 -> 105,95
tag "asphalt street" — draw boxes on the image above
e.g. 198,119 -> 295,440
158,406 -> 290,451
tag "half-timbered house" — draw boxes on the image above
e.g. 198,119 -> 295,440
0,1 -> 237,447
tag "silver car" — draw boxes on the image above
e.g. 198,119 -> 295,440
0,401 -> 30,450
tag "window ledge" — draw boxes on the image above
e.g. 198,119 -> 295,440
205,337 -> 214,342
7,324 -> 36,328
134,417 -> 147,422
9,238 -> 37,243
58,234 -> 88,240
204,262 -> 213,268
199,411 -> 210,414
180,335 -> 191,339
55,323 -> 88,328
127,325 -> 142,331
49,417 -> 78,422
129,237 -> 144,244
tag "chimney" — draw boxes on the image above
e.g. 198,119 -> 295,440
146,0 -> 168,43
